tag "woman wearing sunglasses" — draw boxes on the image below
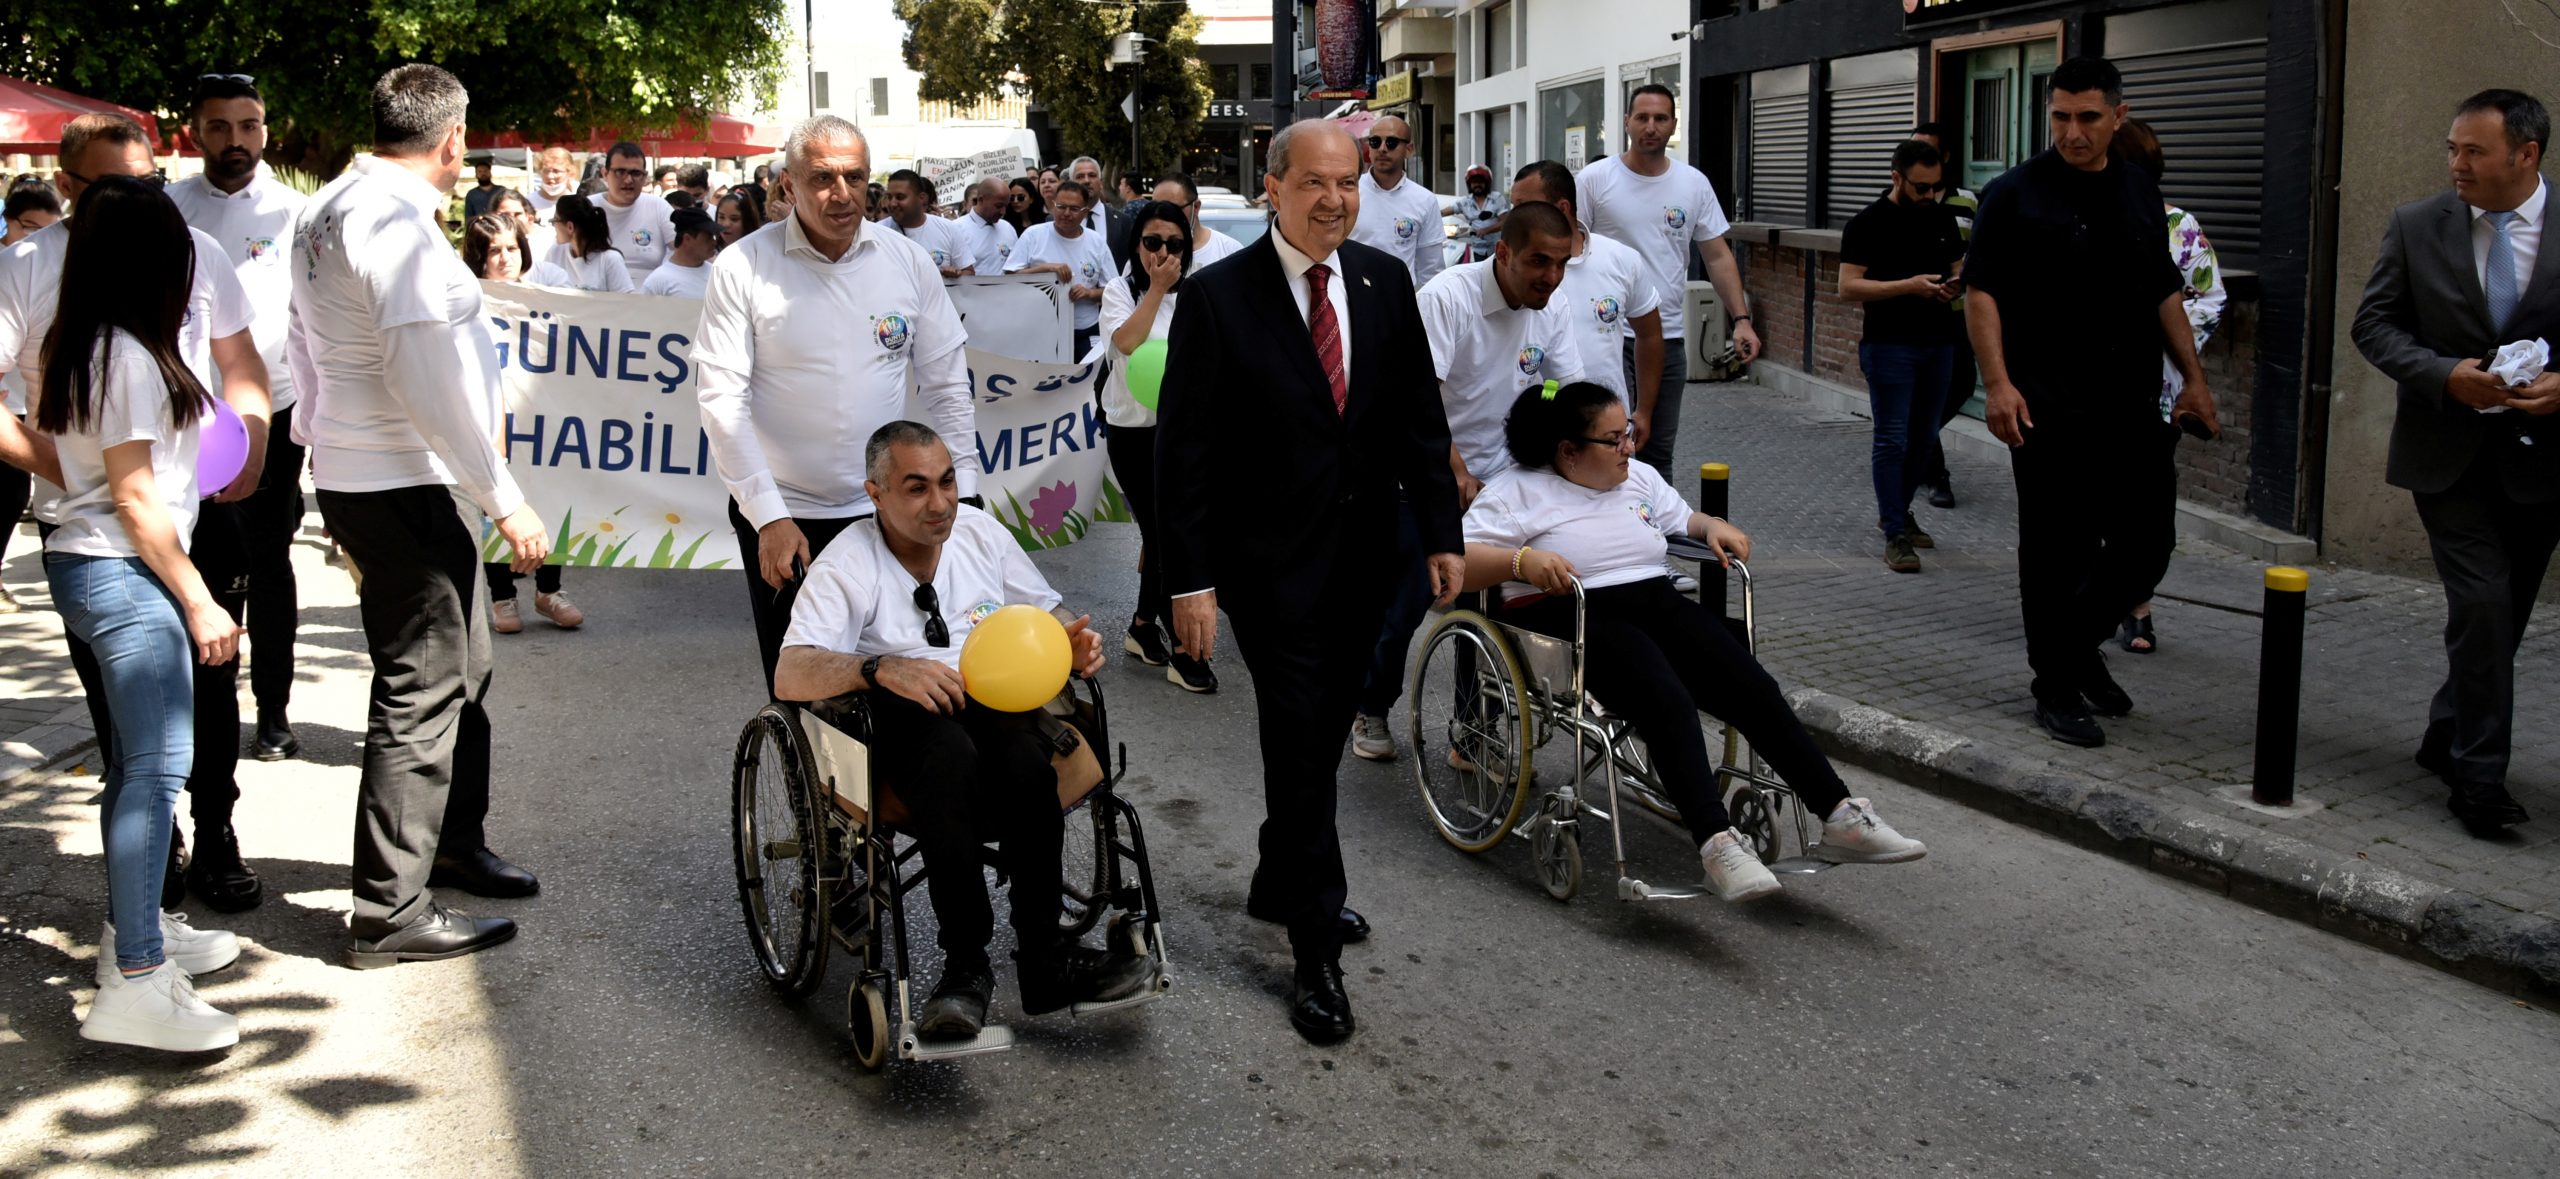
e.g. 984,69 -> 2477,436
1097,199 -> 1215,693
1004,176 -> 1047,234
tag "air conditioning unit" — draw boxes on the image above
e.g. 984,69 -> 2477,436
1684,281 -> 1745,380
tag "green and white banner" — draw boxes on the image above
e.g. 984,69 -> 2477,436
479,282 -> 1126,568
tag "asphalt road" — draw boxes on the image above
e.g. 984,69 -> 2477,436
3,525 -> 2557,1178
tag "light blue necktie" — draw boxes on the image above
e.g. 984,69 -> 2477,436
2484,209 -> 2522,330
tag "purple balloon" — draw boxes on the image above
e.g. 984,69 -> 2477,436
197,398 -> 248,496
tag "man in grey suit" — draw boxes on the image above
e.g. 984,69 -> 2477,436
2353,88 -> 2560,832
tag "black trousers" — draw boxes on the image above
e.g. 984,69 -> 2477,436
2009,415 -> 2178,705
864,692 -> 1064,968
1104,424 -> 1169,627
0,415 -> 27,568
242,432 -> 305,717
1506,578 -> 1848,845
2412,458 -> 2560,789
727,501 -> 862,696
1921,337 -> 1979,488
484,562 -> 563,599
317,485 -> 497,939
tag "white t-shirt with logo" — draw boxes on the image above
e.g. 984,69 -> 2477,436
1351,172 -> 1447,288
1577,155 -> 1732,340
782,506 -> 1063,670
43,330 -> 206,559
1418,259 -> 1586,479
1193,226 -> 1246,267
167,169 -> 308,410
892,214 -> 973,273
1554,230 -> 1661,405
639,259 -> 711,298
599,190 -> 677,282
958,210 -> 1019,275
1463,459 -> 1692,600
540,244 -> 637,293
1007,223 -> 1118,329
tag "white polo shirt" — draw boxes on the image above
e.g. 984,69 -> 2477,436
639,259 -> 711,298
892,214 -> 973,273
694,211 -> 976,529
44,331 -> 205,559
1555,229 -> 1661,404
1578,155 -> 1732,340
1007,222 -> 1118,329
286,154 -> 523,519
782,506 -> 1062,669
958,209 -> 1019,275
1418,258 -> 1586,479
168,168 -> 307,410
1463,459 -> 1691,601
1192,226 -> 1245,267
599,190 -> 677,281
1351,172 -> 1447,288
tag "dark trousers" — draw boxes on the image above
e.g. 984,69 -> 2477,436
2411,459 -> 2560,788
1357,500 -> 1434,718
485,562 -> 563,600
242,432 -> 305,717
728,501 -> 862,696
1861,342 -> 1956,537
0,415 -> 27,567
1104,424 -> 1169,627
1921,338 -> 1980,488
317,485 -> 497,939
865,693 -> 1064,967
1629,336 -> 1693,472
1073,325 -> 1100,364
1506,578 -> 1848,845
2009,416 -> 2179,704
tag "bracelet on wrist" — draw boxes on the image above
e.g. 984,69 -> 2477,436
1511,546 -> 1529,580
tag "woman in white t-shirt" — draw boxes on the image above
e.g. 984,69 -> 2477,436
1460,381 -> 1927,904
1096,200 -> 1214,694
0,177 -> 245,1050
461,214 -> 586,633
544,194 -> 635,293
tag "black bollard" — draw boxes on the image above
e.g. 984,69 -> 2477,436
2252,566 -> 2308,807
1699,462 -> 1730,617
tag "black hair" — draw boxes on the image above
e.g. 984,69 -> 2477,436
1910,120 -> 1956,144
372,64 -> 467,156
1006,176 -> 1047,231
1891,139 -> 1944,174
1052,179 -> 1094,209
652,164 -> 677,183
609,140 -> 646,166
665,190 -> 697,210
1124,199 -> 1195,299
677,163 -> 710,189
753,163 -> 772,183
1512,159 -> 1575,209
36,176 -> 207,435
190,74 -> 262,117
5,185 -> 61,221
719,188 -> 765,236
554,193 -> 615,258
2459,88 -> 2552,155
1499,199 -> 1572,250
485,185 -> 531,217
2049,56 -> 2124,105
462,212 -> 532,279
1628,83 -> 1677,111
1155,170 -> 1200,204
1502,381 -> 1621,472
671,207 -> 719,243
887,168 -> 936,204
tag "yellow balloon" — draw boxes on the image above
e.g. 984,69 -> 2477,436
959,604 -> 1072,712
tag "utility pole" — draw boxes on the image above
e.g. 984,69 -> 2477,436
1112,30 -> 1152,177
1269,0 -> 1295,133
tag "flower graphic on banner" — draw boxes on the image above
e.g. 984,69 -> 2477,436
1028,480 -> 1078,535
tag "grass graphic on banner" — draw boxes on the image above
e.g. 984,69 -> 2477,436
992,478 -> 1134,551
479,506 -> 733,569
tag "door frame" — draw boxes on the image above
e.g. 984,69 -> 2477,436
1927,20 -> 2065,156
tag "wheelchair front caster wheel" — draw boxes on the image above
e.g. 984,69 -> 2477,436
848,976 -> 891,1070
1530,817 -> 1581,901
1722,780 -> 1779,866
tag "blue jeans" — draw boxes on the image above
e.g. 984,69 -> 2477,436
45,553 -> 194,970
1860,342 -> 1956,538
1627,336 -> 1692,472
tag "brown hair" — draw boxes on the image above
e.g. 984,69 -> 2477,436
2114,117 -> 2165,181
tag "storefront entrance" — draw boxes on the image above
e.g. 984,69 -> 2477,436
1953,37 -> 2058,190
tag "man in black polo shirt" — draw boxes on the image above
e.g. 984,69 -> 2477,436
1840,139 -> 1968,573
1964,56 -> 2217,748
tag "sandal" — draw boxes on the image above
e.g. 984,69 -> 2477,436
2118,613 -> 2157,654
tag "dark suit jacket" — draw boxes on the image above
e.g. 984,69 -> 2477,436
2353,184 -> 2560,501
1154,233 -> 1462,622
1092,204 -> 1136,270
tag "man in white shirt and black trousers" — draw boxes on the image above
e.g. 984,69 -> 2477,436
694,115 -> 978,694
290,64 -> 555,968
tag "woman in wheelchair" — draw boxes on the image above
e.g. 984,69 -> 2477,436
1459,382 -> 1929,903
774,422 -> 1151,1041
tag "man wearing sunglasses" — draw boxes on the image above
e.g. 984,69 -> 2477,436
588,140 -> 677,282
1838,138 -> 1968,576
775,420 -> 1147,1042
1348,116 -> 1446,288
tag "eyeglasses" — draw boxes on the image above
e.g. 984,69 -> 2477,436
1364,136 -> 1408,150
609,167 -> 649,181
1578,430 -> 1635,451
198,73 -> 256,85
914,584 -> 950,648
1140,234 -> 1186,253
1052,203 -> 1087,216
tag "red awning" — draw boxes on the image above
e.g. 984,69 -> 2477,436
468,113 -> 780,158
0,75 -> 162,156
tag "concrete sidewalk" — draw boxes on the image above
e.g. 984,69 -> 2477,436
1,520 -> 96,788
1680,377 -> 2560,1000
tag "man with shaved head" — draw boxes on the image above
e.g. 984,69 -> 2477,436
958,176 -> 1019,274
1348,115 -> 1445,287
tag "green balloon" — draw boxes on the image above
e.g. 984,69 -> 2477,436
1127,339 -> 1169,412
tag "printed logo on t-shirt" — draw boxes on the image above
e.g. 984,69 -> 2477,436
630,228 -> 656,250
1517,342 -> 1547,376
1631,498 -> 1656,524
1393,216 -> 1420,243
245,236 -> 277,262
1590,295 -> 1623,327
873,313 -> 912,352
931,248 -> 951,267
1662,206 -> 1689,232
965,600 -> 1001,624
1081,260 -> 1105,286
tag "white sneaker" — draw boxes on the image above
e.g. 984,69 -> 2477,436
80,963 -> 240,1052
1666,562 -> 1700,594
96,912 -> 242,987
1813,798 -> 1929,864
1701,829 -> 1781,903
0,584 -> 21,613
1350,714 -> 1397,761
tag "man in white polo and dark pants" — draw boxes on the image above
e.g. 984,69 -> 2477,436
1348,115 -> 1447,289
291,64 -> 554,968
694,115 -> 979,694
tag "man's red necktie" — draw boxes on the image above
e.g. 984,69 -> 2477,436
1307,263 -> 1346,416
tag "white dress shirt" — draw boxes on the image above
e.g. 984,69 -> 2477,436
1098,269 -> 1180,427
286,154 -> 524,519
958,208 -> 1019,275
168,167 -> 307,410
1418,258 -> 1586,478
693,211 -> 976,529
1350,172 -> 1448,288
2473,177 -> 2548,303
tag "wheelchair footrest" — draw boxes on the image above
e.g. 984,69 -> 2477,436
1069,968 -> 1170,1018
1767,856 -> 1839,876
1616,876 -> 1707,902
899,1023 -> 1017,1062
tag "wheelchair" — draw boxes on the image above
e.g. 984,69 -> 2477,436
1404,537 -> 1841,901
728,674 -> 1169,1068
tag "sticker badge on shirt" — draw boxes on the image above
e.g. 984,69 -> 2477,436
873,313 -> 912,352
966,600 -> 1001,624
1631,498 -> 1656,524
1082,260 -> 1105,286
631,227 -> 655,250
245,236 -> 277,263
1590,295 -> 1623,328
1662,206 -> 1690,233
1393,216 -> 1420,243
930,248 -> 951,268
1517,342 -> 1548,376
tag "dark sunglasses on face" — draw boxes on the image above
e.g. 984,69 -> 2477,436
62,169 -> 165,192
914,584 -> 950,648
1140,234 -> 1187,253
1905,180 -> 1946,194
1365,136 -> 1408,150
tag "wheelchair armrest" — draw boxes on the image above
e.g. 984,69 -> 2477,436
1664,537 -> 1750,587
804,691 -> 875,741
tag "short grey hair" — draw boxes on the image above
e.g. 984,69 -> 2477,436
784,115 -> 868,171
865,420 -> 946,482
373,64 -> 468,157
1266,120 -> 1351,185
1068,155 -> 1102,177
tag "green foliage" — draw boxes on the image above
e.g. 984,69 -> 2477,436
0,1 -> 792,174
892,0 -> 1211,174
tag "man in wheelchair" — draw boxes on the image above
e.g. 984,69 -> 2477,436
773,421 -> 1151,1040
1459,382 -> 1930,902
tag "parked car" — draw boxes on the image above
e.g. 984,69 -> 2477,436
1199,205 -> 1271,248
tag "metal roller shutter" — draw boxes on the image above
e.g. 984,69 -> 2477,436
1822,82 -> 1916,227
1747,70 -> 1811,225
2115,38 -> 2268,265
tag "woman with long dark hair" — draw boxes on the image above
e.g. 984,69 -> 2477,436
1097,199 -> 1214,692
546,193 -> 635,293
716,187 -> 763,246
0,176 -> 245,1049
1006,176 -> 1047,233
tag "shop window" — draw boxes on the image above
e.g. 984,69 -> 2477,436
1540,79 -> 1605,170
1484,0 -> 1515,77
1212,63 -> 1242,99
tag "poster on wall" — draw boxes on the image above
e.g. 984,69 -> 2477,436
1564,126 -> 1587,171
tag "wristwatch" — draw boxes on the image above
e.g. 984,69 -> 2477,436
860,654 -> 884,686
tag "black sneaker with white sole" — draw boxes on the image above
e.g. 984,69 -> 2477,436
1124,619 -> 1172,667
1167,651 -> 1217,693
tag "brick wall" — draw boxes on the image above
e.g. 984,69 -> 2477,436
2171,297 -> 2258,517
1740,242 -> 1807,372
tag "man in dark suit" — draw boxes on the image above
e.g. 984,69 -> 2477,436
1155,120 -> 1465,1044
2353,88 -> 2560,833
1069,155 -> 1136,269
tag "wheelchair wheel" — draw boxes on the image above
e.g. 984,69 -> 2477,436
1529,806 -> 1581,901
732,706 -> 825,997
1722,779 -> 1781,866
1407,610 -> 1536,854
847,975 -> 891,1070
1058,800 -> 1106,938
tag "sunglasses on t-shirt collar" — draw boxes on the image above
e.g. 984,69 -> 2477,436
913,583 -> 950,648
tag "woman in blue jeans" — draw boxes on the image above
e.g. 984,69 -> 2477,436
0,176 -> 246,1051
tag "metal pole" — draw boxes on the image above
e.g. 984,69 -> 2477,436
1699,462 -> 1729,616
2252,566 -> 2308,807
1270,0 -> 1295,133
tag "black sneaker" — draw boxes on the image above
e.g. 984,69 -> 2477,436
1123,619 -> 1172,667
1927,477 -> 1957,510
184,822 -> 264,913
916,959 -> 995,1041
1166,651 -> 1217,694
2034,697 -> 2105,747
1018,944 -> 1153,1016
251,712 -> 300,761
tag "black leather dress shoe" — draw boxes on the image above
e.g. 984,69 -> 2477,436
1288,963 -> 1356,1044
2034,699 -> 2105,748
917,960 -> 995,1041
1927,478 -> 1957,510
2448,782 -> 2531,831
2080,663 -> 2134,718
429,848 -> 540,898
2415,742 -> 2454,779
184,823 -> 264,913
347,903 -> 516,969
251,713 -> 300,762
1245,902 -> 1371,944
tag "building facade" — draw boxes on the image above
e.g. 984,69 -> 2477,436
1445,0 -> 1692,196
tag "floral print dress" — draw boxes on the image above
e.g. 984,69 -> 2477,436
2158,205 -> 2227,419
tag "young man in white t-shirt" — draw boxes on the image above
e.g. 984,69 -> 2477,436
639,208 -> 720,298
1007,180 -> 1118,357
1509,160 -> 1664,431
883,169 -> 972,278
1151,173 -> 1244,266
1577,83 -> 1761,471
596,140 -> 677,282
773,421 -> 1151,1042
1347,115 -> 1446,288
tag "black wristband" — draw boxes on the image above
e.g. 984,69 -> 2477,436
1730,313 -> 1751,323
860,655 -> 883,686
